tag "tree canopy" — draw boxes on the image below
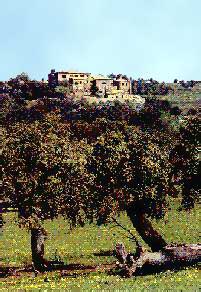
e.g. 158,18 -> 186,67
2,103 -> 199,224
1,96 -> 199,269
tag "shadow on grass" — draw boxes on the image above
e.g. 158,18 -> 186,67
1,254 -> 199,279
0,261 -> 116,279
93,250 -> 115,256
111,260 -> 200,278
0,265 -> 33,278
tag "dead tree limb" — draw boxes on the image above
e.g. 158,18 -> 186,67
115,243 -> 201,277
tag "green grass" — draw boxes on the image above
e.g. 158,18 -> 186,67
159,92 -> 200,112
0,200 -> 200,291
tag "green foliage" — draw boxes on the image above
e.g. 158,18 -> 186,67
88,126 -> 172,223
2,112 -> 93,228
90,82 -> 99,96
55,85 -> 71,96
15,72 -> 30,82
2,97 -> 199,229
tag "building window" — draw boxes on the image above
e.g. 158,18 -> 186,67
126,83 -> 127,86
75,75 -> 78,77
80,81 -> 82,84
62,74 -> 66,78
75,82 -> 78,85
80,74 -> 84,77
122,83 -> 124,86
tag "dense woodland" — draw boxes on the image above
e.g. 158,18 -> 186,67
1,73 -> 200,276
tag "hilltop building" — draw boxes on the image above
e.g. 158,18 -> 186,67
91,75 -> 113,96
48,69 -> 144,98
48,69 -> 91,87
113,74 -> 131,94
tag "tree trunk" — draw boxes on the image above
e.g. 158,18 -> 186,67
115,243 -> 200,278
0,208 -> 3,231
126,205 -> 167,252
31,228 -> 47,272
0,214 -> 3,228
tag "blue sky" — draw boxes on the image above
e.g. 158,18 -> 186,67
1,0 -> 200,82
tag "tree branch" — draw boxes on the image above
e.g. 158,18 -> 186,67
111,216 -> 142,247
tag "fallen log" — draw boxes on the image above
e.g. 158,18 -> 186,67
115,243 -> 201,277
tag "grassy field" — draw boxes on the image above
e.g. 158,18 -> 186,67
0,200 -> 200,291
160,92 -> 200,113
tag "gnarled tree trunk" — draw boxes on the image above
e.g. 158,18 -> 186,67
31,228 -> 47,272
126,204 -> 167,252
